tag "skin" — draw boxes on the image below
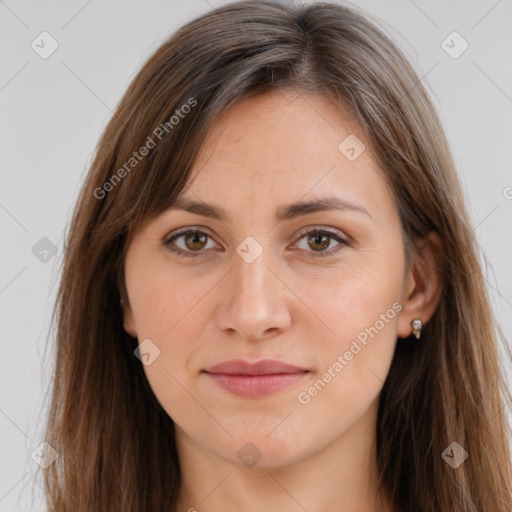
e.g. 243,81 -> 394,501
122,90 -> 442,512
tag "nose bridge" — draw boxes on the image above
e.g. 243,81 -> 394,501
216,241 -> 291,340
232,244 -> 275,314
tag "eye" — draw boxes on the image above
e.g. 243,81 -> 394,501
161,226 -> 349,258
291,228 -> 348,257
161,228 -> 220,257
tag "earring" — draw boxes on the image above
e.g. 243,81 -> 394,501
411,319 -> 423,339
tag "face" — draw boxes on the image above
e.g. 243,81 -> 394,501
122,90 -> 411,469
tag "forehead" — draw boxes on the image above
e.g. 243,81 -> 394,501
195,90 -> 362,173
181,90 -> 394,221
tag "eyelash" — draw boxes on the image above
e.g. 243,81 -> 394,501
160,227 -> 349,258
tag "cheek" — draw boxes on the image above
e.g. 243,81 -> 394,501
295,245 -> 403,351
292,241 -> 403,408
131,279 -> 205,424
127,257 -> 216,340
126,261 -> 218,408
323,272 -> 402,358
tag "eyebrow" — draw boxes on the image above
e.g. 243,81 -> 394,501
171,196 -> 372,223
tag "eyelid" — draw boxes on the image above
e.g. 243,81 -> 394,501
161,225 -> 216,245
294,225 -> 347,242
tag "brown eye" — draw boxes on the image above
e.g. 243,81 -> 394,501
308,232 -> 331,251
162,229 -> 218,257
184,231 -> 208,251
292,228 -> 348,258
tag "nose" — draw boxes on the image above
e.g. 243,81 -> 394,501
214,249 -> 292,341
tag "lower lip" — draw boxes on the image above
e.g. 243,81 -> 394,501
204,372 -> 309,397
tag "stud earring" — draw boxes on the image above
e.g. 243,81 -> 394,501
411,319 -> 423,339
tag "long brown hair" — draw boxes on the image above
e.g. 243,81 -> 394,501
40,1 -> 512,510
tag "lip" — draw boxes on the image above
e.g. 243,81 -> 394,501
205,359 -> 309,375
203,359 -> 310,397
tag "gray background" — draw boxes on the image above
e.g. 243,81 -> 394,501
1,0 -> 511,510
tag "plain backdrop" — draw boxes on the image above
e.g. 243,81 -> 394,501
1,0 -> 511,510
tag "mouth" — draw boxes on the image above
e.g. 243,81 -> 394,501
202,359 -> 310,397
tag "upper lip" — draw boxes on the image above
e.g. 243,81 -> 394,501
203,359 -> 309,376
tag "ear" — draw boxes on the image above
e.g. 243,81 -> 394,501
397,231 -> 443,339
121,296 -> 138,338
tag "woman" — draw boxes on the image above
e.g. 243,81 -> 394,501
41,1 -> 512,511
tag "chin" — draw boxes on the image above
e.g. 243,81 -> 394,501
210,427 -> 312,470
